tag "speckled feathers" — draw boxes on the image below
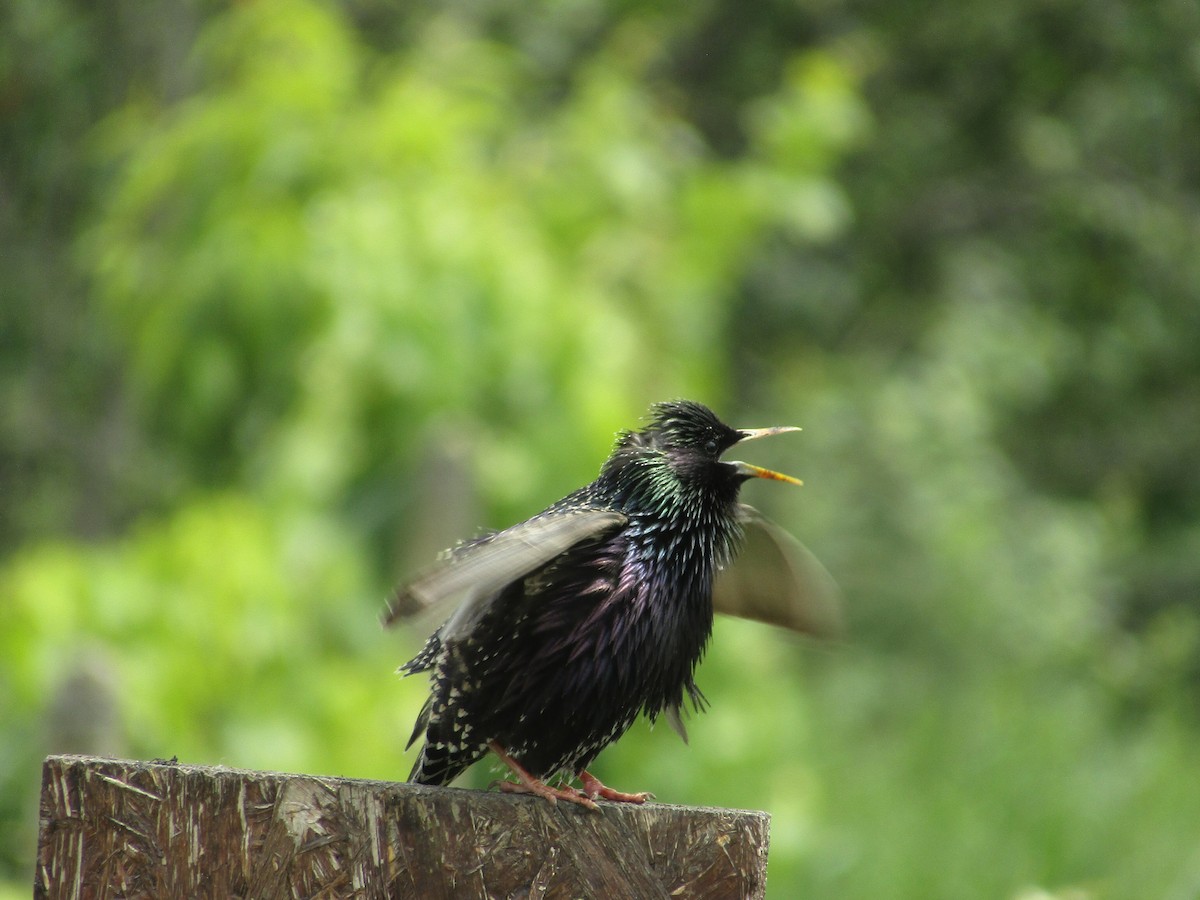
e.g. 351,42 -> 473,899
387,400 -> 812,795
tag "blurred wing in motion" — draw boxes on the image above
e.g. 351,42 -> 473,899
713,503 -> 842,638
383,508 -> 629,640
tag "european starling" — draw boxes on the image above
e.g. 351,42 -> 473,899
384,399 -> 834,810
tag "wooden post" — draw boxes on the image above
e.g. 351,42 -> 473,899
35,755 -> 770,899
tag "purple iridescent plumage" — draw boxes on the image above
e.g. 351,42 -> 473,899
385,400 -> 834,808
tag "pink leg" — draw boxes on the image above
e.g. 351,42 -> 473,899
488,742 -> 600,811
578,769 -> 655,804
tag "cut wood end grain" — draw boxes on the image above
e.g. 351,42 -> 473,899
35,754 -> 771,899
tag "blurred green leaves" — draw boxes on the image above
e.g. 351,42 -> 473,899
81,0 -> 859,525
0,495 -> 399,768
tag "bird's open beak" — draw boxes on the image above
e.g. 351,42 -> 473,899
729,461 -> 804,486
728,425 -> 804,486
737,426 -> 802,442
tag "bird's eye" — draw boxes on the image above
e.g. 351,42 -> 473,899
704,436 -> 719,455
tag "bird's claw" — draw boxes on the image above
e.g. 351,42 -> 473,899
494,778 -> 600,811
596,788 -> 655,803
579,770 -> 654,804
487,742 -> 602,811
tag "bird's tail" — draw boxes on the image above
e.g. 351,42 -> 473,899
408,743 -> 473,787
406,695 -> 484,786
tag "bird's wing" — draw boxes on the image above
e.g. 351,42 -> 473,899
383,508 -> 629,640
712,503 -> 843,638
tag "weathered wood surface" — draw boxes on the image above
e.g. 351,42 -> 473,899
35,754 -> 770,899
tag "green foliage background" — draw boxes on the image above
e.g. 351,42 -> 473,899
3,0 -> 1199,896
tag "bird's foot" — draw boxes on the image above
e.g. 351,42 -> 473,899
487,741 -> 600,811
494,778 -> 600,811
578,769 -> 655,804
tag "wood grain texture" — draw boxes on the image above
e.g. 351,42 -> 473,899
35,755 -> 770,899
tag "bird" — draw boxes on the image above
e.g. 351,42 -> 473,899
383,399 -> 836,810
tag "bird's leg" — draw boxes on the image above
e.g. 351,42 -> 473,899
578,769 -> 655,804
488,741 -> 600,811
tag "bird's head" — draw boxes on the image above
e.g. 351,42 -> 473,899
606,400 -> 802,504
